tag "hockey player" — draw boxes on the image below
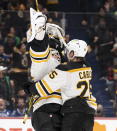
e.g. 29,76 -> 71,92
27,8 -> 65,81
24,39 -> 97,131
29,48 -> 63,131
25,8 -> 65,131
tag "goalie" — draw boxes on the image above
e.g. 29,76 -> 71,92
27,8 -> 65,81
25,8 -> 65,131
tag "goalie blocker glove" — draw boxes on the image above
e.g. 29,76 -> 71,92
27,8 -> 47,42
23,81 -> 40,97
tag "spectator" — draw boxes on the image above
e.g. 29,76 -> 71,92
86,45 -> 101,80
47,17 -> 53,23
111,43 -> 117,66
77,19 -> 91,42
11,97 -> 27,117
0,32 -> 3,44
8,27 -> 21,46
9,43 -> 30,91
113,66 -> 117,100
49,11 -> 62,25
16,89 -> 28,103
0,98 -> 11,117
96,28 -> 114,76
105,43 -> 117,101
3,33 -> 17,56
0,66 -> 15,102
111,42 -> 117,104
17,89 -> 26,98
0,45 -> 11,66
108,42 -> 117,80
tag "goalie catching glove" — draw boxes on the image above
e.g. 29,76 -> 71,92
46,23 -> 65,48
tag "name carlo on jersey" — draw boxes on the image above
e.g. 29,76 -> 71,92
79,70 -> 92,79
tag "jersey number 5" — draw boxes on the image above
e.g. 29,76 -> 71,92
49,71 -> 58,79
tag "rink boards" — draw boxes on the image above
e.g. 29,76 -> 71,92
0,117 -> 117,131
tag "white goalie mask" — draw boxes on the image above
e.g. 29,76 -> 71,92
27,8 -> 47,42
51,48 -> 61,63
49,48 -> 61,69
66,39 -> 88,60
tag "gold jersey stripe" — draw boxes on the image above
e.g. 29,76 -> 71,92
48,34 -> 64,40
41,79 -> 53,93
67,67 -> 91,72
87,98 -> 96,102
34,95 -> 62,104
87,101 -> 97,107
56,89 -> 61,92
36,82 -> 47,97
31,55 -> 50,63
30,46 -> 50,58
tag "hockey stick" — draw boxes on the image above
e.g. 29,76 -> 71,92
35,0 -> 67,49
35,0 -> 67,48
56,29 -> 68,48
23,96 -> 34,124
35,0 -> 40,12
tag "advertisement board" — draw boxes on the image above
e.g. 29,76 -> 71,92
94,118 -> 117,131
0,117 -> 117,131
0,118 -> 34,131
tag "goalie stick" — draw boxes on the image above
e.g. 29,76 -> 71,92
23,96 -> 34,124
35,0 -> 68,48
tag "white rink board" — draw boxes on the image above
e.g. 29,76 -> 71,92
0,117 -> 117,131
0,117 -> 34,131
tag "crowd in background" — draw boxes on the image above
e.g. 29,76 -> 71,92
0,0 -> 117,117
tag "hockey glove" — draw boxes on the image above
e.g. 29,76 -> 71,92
27,8 -> 47,42
23,81 -> 39,96
46,23 -> 66,48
